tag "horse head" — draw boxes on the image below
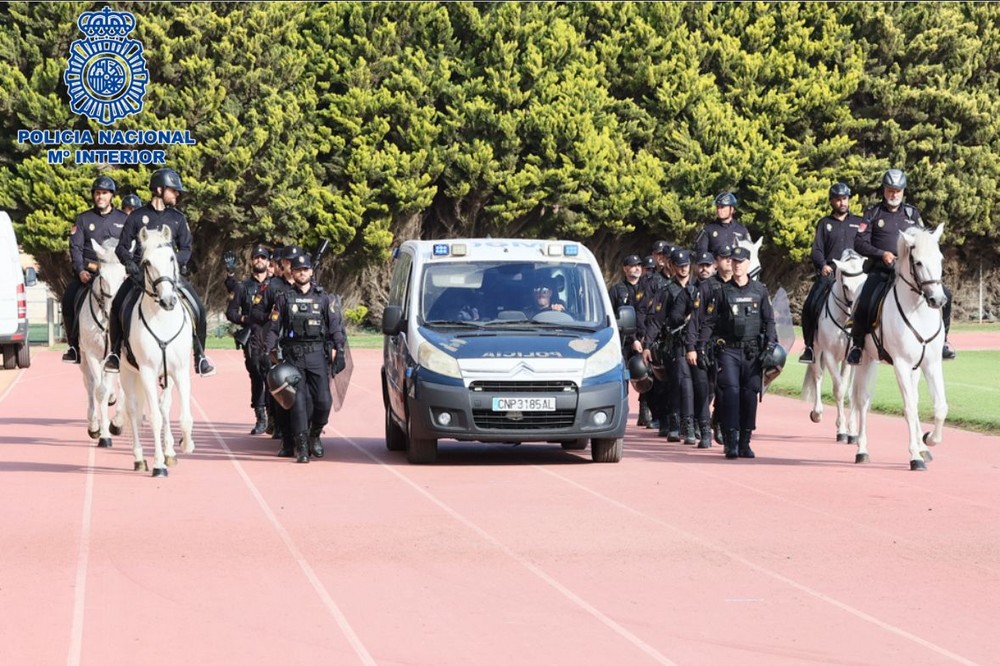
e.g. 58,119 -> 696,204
90,238 -> 126,313
897,224 -> 946,309
832,249 -> 867,310
737,235 -> 763,280
139,226 -> 179,310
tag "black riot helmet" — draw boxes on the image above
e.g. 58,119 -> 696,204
91,175 -> 117,193
761,343 -> 788,393
714,191 -> 738,208
882,169 -> 907,190
149,168 -> 186,194
829,182 -> 851,199
121,193 -> 142,210
627,354 -> 653,394
267,361 -> 302,410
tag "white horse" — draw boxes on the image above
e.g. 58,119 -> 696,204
801,249 -> 867,442
850,224 -> 948,470
119,226 -> 194,477
78,239 -> 127,448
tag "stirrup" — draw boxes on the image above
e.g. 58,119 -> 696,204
104,353 -> 121,373
196,356 -> 216,377
846,345 -> 862,366
798,347 -> 814,364
62,347 -> 80,364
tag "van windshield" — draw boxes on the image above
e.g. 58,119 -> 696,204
419,261 -> 608,327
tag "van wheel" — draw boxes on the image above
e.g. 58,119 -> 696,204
406,421 -> 437,464
385,408 -> 407,451
2,345 -> 16,370
16,343 -> 30,369
591,437 -> 623,463
561,439 -> 588,450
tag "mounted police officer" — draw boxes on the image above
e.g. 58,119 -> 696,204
847,169 -> 956,365
226,246 -> 272,434
799,183 -> 863,364
104,167 -> 216,377
609,254 -> 653,426
121,193 -> 142,216
62,175 -> 128,364
705,245 -> 777,459
680,251 -> 719,448
695,192 -> 751,259
263,252 -> 347,464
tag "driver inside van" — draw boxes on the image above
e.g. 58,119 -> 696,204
527,277 -> 565,316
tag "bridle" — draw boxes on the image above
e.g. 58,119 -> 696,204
137,242 -> 187,389
889,242 -> 943,369
86,270 -> 117,333
823,263 -> 865,335
896,243 -> 943,304
140,244 -> 179,301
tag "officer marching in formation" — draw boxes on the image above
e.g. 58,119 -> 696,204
662,248 -> 700,444
676,250 -> 720,448
608,254 -> 653,425
703,245 -> 778,459
847,169 -> 956,365
798,183 -> 862,364
694,192 -> 750,259
263,252 -> 347,464
637,240 -> 674,434
61,175 -> 127,364
104,167 -> 217,377
225,246 -> 273,435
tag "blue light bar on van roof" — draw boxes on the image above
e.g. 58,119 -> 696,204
564,244 -> 579,256
432,243 -> 449,256
548,243 -> 580,257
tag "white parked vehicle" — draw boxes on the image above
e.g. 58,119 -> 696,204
382,238 -> 636,464
0,211 -> 36,369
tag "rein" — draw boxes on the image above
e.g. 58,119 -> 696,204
890,262 -> 943,371
138,244 -> 185,389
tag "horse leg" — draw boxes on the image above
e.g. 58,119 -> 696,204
139,369 -> 168,476
922,360 -> 949,450
850,357 -> 878,464
83,361 -> 101,440
803,360 -> 823,424
831,357 -> 851,443
175,361 -> 195,455
121,370 -> 147,471
161,381 -> 178,467
893,364 -> 926,470
108,373 -> 125,436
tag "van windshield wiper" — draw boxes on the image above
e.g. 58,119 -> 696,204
423,319 -> 487,329
527,321 -> 601,333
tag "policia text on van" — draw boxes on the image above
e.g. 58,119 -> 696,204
381,239 -> 636,464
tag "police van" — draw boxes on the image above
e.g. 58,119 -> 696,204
381,238 -> 635,464
0,211 -> 37,369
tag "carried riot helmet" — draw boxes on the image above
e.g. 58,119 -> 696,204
761,343 -> 788,393
627,354 -> 653,394
150,168 -> 186,194
266,361 -> 302,410
91,175 -> 117,193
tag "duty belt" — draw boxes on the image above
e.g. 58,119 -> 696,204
283,340 -> 325,354
718,339 -> 757,348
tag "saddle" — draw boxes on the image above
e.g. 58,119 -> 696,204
867,274 -> 896,365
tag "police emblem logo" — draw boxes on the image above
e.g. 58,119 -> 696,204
141,215 -> 149,225
252,295 -> 261,304
826,223 -> 832,232
64,8 -> 149,125
731,304 -> 739,314
878,219 -> 885,228
270,308 -> 279,322
707,303 -> 714,314
88,223 -> 95,231
291,304 -> 298,312
712,231 -> 718,237
636,291 -> 643,301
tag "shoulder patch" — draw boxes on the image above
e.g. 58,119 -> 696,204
858,222 -> 867,233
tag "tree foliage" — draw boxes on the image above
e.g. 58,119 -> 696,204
1,2 -> 998,308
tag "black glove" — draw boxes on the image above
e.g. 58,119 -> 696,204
222,250 -> 237,273
179,263 -> 190,277
125,260 -> 141,281
331,349 -> 346,376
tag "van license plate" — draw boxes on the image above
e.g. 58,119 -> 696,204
492,397 -> 555,412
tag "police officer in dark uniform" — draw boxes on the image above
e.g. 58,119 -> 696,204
609,254 -> 652,425
226,246 -> 272,434
634,241 -> 673,430
705,245 -> 777,459
121,193 -> 142,216
799,183 -> 863,363
61,176 -> 128,363
847,169 -> 956,364
642,255 -> 656,278
694,192 -> 751,259
680,251 -> 719,448
263,252 -> 347,463
104,168 -> 216,376
664,248 -> 700,444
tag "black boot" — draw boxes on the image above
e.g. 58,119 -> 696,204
277,434 -> 294,458
62,346 -> 81,364
195,354 -> 216,377
682,417 -> 697,445
308,426 -> 325,459
697,420 -> 712,448
667,413 -> 681,442
724,429 -> 740,459
264,411 -> 275,435
637,401 -> 651,427
294,432 -> 310,464
738,429 -> 755,459
249,407 -> 267,435
798,346 -> 814,364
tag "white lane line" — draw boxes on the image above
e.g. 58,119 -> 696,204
67,444 -> 97,666
0,366 -> 25,405
336,431 -> 677,666
536,465 -> 979,666
191,398 -> 376,666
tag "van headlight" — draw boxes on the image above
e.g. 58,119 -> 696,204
418,342 -> 462,379
583,339 -> 622,378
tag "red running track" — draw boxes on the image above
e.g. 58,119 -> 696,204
1,348 -> 998,665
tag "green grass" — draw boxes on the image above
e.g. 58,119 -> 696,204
769,350 -> 1000,435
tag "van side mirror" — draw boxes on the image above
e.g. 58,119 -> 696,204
616,305 -> 636,336
382,305 -> 404,336
23,267 -> 37,287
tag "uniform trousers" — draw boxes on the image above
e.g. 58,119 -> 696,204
716,345 -> 763,431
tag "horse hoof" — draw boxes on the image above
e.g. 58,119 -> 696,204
847,435 -> 859,445
134,461 -> 148,471
110,423 -> 123,436
910,459 -> 927,471
922,431 -> 939,447
165,455 -> 177,467
151,468 -> 168,478
87,428 -> 100,440
836,433 -> 848,443
920,450 -> 933,463
855,453 -> 870,464
809,411 -> 822,424
97,437 -> 112,448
